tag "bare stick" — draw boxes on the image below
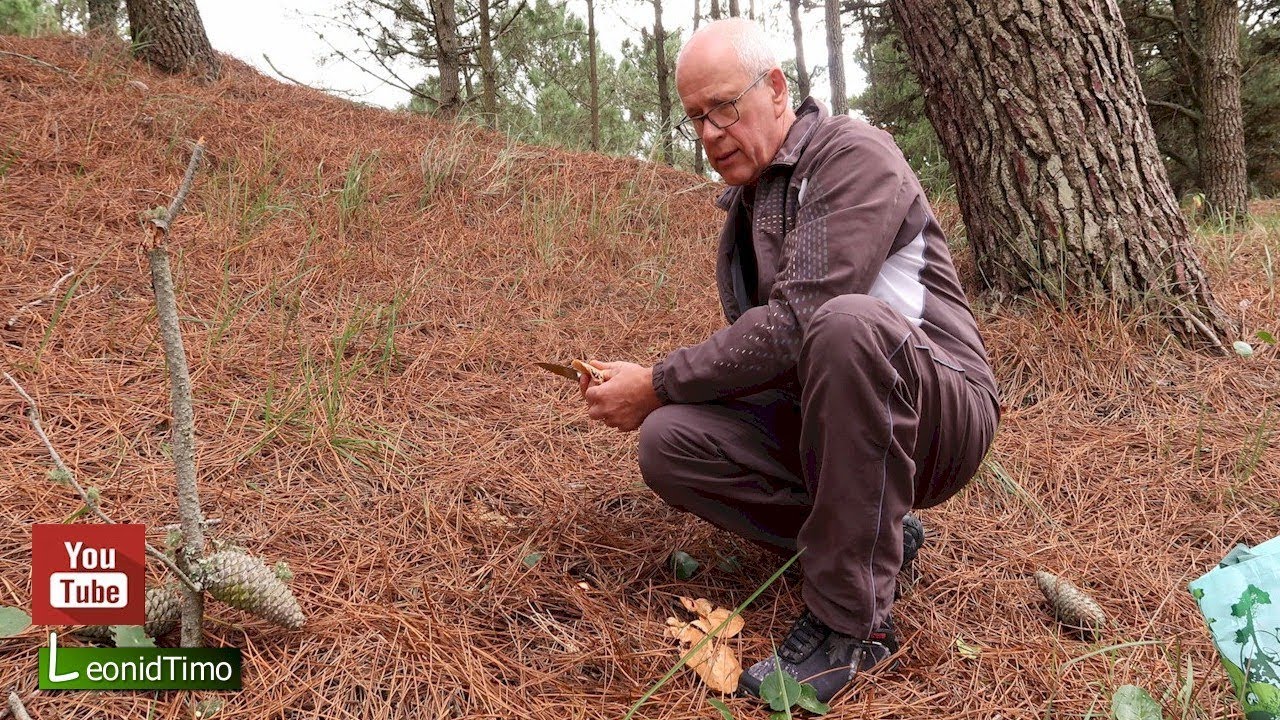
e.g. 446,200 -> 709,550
3,372 -> 199,593
6,268 -> 75,330
0,49 -> 71,76
6,692 -> 34,720
146,139 -> 207,648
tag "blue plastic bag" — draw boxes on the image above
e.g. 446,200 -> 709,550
1189,536 -> 1280,719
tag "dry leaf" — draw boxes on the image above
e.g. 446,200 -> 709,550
666,598 -> 745,693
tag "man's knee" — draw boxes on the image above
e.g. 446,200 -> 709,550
803,294 -> 905,360
637,405 -> 695,495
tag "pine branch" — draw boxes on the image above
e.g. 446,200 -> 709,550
5,692 -> 33,720
145,139 -> 208,648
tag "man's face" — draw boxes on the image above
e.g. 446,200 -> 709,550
677,40 -> 788,186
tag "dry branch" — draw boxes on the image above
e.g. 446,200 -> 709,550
145,138 -> 208,648
5,692 -> 33,720
2,372 -> 199,593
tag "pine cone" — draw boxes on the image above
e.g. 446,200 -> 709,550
78,584 -> 182,641
203,550 -> 304,629
1034,571 -> 1106,633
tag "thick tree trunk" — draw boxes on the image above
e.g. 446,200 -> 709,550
1198,0 -> 1249,219
710,0 -> 721,21
824,0 -> 847,114
729,0 -> 741,17
889,0 -> 1234,350
430,0 -> 462,119
88,0 -> 118,34
790,0 -> 811,99
124,0 -> 219,79
655,0 -> 674,166
478,0 -> 497,128
589,0 -> 600,151
693,0 -> 705,175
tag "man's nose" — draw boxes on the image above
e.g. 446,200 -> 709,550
700,121 -> 726,144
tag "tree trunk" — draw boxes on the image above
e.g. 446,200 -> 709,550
655,0 -> 674,166
588,0 -> 600,151
478,0 -> 497,128
124,0 -> 219,79
693,0 -> 705,175
1198,0 -> 1249,219
429,0 -> 462,119
88,0 -> 118,34
711,0 -> 721,21
729,0 -> 740,17
824,0 -> 847,114
790,0 -> 811,99
888,0 -> 1234,351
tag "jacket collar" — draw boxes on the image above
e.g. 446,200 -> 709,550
713,97 -> 827,211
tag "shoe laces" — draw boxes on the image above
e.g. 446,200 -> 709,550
778,611 -> 830,663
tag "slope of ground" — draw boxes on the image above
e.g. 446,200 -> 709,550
1,35 -> 1278,720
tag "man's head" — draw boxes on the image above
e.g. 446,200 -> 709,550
675,18 -> 795,186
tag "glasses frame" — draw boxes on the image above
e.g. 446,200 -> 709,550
674,70 -> 771,142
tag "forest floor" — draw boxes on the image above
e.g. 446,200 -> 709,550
1,35 -> 1278,720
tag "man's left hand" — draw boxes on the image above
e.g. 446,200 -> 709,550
582,361 -> 662,432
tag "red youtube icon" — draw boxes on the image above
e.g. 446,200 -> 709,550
32,524 -> 145,626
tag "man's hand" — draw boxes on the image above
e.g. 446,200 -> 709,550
580,361 -> 662,432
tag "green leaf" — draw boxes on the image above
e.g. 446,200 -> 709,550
707,697 -> 735,720
1257,330 -> 1277,345
670,550 -> 699,580
0,606 -> 32,637
1111,684 -> 1162,720
111,625 -> 157,648
796,684 -> 831,714
522,551 -> 544,569
769,713 -> 791,720
1233,341 -> 1255,357
760,658 -> 802,712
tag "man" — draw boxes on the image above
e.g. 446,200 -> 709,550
581,18 -> 999,704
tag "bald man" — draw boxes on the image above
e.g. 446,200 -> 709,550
581,18 -> 999,704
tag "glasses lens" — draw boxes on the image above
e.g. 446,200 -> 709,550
706,102 -> 739,130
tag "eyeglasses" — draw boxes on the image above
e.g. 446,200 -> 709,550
674,70 -> 770,142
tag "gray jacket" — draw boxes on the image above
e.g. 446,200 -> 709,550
652,98 -> 998,405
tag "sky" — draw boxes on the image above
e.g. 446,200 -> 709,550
195,0 -> 866,113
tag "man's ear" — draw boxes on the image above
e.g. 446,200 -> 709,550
768,67 -> 790,116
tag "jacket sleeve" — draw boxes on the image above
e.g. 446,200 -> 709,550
653,131 -> 916,404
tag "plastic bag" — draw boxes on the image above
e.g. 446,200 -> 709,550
1189,535 -> 1280,719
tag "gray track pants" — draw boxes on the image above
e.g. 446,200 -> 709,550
638,295 -> 998,638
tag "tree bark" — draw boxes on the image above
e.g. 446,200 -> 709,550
824,0 -> 847,114
588,0 -> 601,151
429,0 -> 463,119
478,0 -> 497,127
711,0 -> 721,21
889,0 -> 1234,351
729,0 -> 741,17
124,0 -> 219,79
655,0 -> 674,165
790,0 -> 811,99
88,0 -> 118,34
1198,0 -> 1249,219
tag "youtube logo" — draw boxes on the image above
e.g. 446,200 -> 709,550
32,524 -> 145,626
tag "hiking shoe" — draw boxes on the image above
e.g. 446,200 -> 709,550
902,513 -> 926,572
737,610 -> 898,704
